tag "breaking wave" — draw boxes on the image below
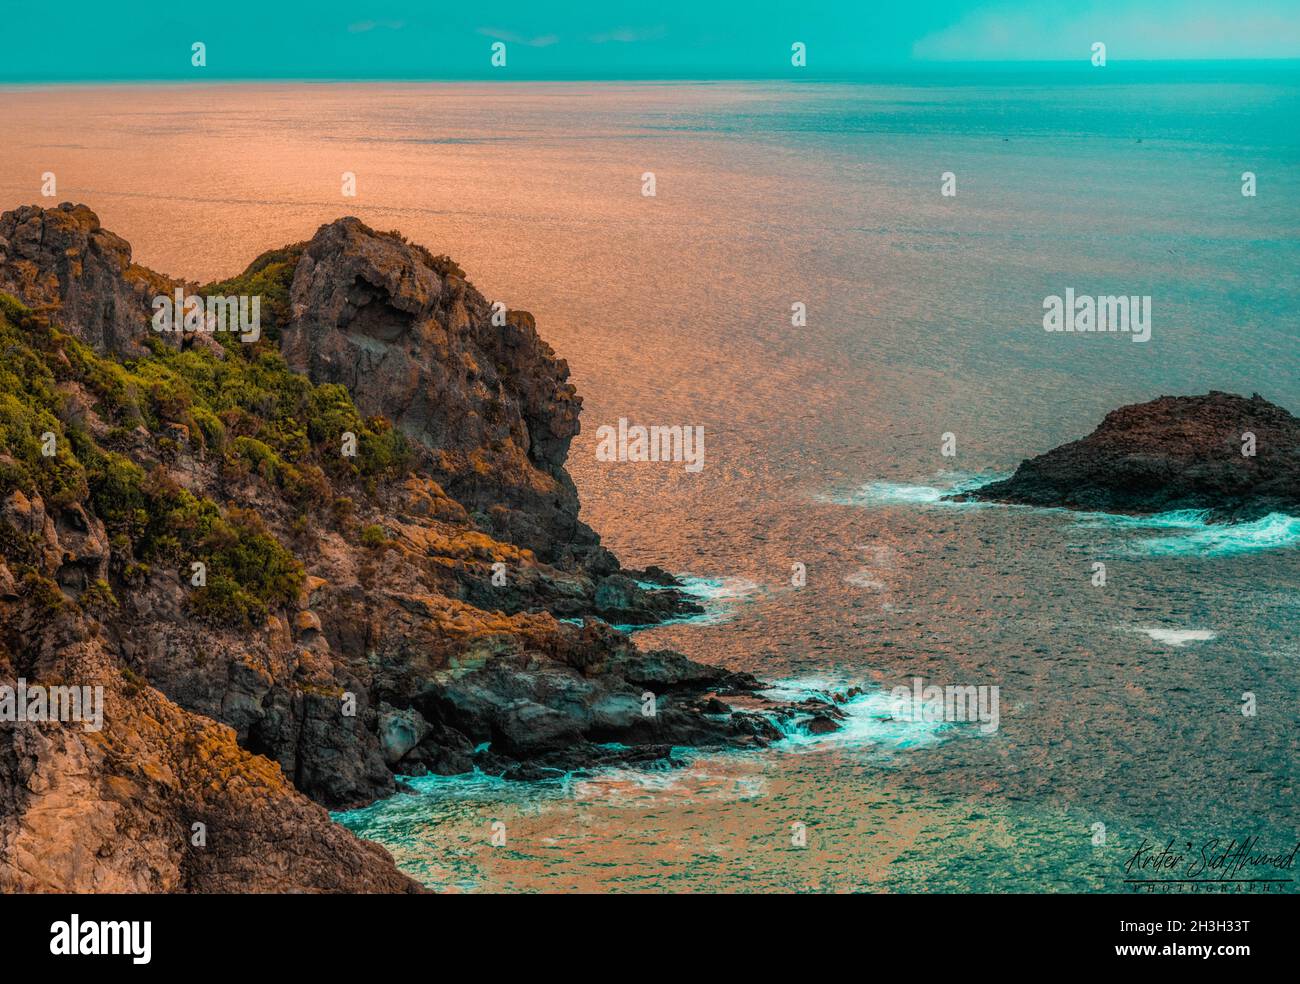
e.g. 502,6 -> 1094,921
831,476 -> 1300,556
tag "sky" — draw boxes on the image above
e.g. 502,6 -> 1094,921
2,0 -> 1298,80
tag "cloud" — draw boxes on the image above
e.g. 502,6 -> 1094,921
348,20 -> 406,34
912,0 -> 1300,60
476,27 -> 560,47
587,26 -> 667,44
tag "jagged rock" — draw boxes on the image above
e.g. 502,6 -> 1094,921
953,392 -> 1300,521
300,575 -> 329,606
51,502 -> 110,597
416,646 -> 781,769
637,565 -> 679,586
2,490 -> 64,575
377,704 -> 430,764
0,604 -> 420,893
0,202 -> 169,355
618,648 -> 760,692
281,217 -> 592,562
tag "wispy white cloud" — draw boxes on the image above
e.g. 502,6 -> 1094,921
476,27 -> 560,47
913,0 -> 1300,60
587,26 -> 667,44
348,20 -> 406,34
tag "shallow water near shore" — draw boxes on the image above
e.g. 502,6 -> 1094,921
5,70 -> 1297,892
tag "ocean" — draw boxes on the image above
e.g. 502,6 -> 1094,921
3,67 -> 1297,891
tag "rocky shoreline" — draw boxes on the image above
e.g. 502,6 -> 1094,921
950,392 -> 1300,522
0,203 -> 825,892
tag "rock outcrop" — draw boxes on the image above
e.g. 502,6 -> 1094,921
0,603 -> 421,893
0,204 -> 799,893
0,202 -> 173,356
953,392 -> 1300,521
282,217 -> 594,564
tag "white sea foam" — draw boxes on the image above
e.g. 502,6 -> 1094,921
1135,627 -> 1218,647
760,678 -> 953,751
1124,513 -> 1300,557
621,574 -> 762,630
832,476 -> 1300,557
824,473 -> 1007,508
1075,509 -> 1300,556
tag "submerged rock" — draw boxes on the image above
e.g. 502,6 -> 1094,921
951,392 -> 1300,522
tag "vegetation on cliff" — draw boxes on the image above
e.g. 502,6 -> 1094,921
0,288 -> 415,625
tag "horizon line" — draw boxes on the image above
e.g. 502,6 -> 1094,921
3,58 -> 1299,87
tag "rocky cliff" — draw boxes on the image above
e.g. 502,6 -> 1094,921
953,392 -> 1300,521
0,203 -> 173,357
282,217 -> 596,565
0,204 -> 802,893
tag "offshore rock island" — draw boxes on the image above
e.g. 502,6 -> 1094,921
0,203 -> 817,892
951,392 -> 1300,522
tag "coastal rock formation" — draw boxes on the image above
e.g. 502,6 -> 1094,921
0,602 -> 420,893
0,204 -> 796,893
0,202 -> 172,356
953,392 -> 1300,521
282,217 -> 594,565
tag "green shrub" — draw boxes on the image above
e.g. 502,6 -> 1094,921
81,578 -> 119,614
199,243 -> 304,347
18,570 -> 66,617
83,445 -> 148,539
187,508 -> 303,627
0,288 -> 366,631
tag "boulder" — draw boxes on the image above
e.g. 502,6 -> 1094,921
377,705 -> 431,765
